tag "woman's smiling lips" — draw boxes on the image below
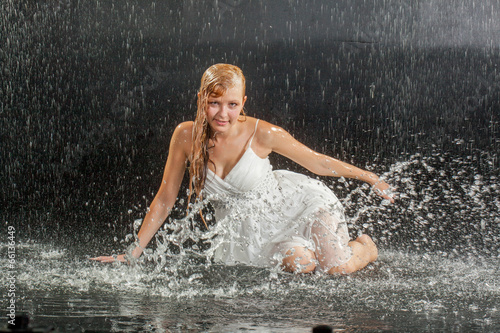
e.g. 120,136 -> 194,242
215,119 -> 228,126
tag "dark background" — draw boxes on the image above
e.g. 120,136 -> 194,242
1,0 -> 499,256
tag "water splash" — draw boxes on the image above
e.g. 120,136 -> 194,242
339,152 -> 499,256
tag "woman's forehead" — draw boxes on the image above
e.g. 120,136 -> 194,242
209,83 -> 244,97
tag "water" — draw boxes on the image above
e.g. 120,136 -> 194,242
2,1 -> 500,331
2,154 -> 499,332
2,242 -> 498,332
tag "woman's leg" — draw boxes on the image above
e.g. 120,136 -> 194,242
311,210 -> 378,274
327,235 -> 378,274
281,246 -> 317,273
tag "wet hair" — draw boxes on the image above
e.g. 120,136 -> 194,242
188,64 -> 246,221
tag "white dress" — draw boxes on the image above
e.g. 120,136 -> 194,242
203,120 -> 352,270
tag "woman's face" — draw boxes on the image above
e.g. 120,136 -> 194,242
205,80 -> 247,133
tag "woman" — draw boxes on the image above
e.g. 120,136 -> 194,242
92,64 -> 394,274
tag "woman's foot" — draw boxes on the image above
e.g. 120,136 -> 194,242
327,234 -> 378,274
355,234 -> 378,263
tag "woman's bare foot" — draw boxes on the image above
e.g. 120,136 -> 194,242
355,234 -> 378,262
327,234 -> 378,274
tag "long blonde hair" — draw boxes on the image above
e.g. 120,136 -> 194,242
188,64 -> 246,223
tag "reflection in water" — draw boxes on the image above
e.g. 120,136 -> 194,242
3,241 -> 498,332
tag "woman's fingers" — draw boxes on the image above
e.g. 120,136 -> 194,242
89,256 -> 114,262
90,254 -> 126,263
372,180 -> 395,203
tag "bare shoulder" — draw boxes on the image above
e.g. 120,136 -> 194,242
174,121 -> 194,134
172,121 -> 193,141
249,118 -> 294,156
170,121 -> 193,157
254,119 -> 290,145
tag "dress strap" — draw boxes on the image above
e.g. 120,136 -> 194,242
247,119 -> 259,149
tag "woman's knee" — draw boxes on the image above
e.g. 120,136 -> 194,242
281,247 -> 317,274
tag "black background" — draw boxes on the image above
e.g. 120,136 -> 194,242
1,0 -> 499,255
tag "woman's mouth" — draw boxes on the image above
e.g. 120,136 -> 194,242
214,119 -> 228,126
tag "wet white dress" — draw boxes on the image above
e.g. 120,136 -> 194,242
203,120 -> 352,270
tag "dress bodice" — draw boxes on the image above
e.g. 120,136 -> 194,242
203,119 -> 272,196
204,147 -> 272,195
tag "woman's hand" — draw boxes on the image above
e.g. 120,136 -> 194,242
371,180 -> 395,203
90,254 -> 127,263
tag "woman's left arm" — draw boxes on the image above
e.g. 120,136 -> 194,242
260,122 -> 394,203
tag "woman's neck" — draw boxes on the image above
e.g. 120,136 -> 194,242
211,121 -> 242,143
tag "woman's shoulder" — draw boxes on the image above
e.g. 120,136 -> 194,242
170,121 -> 194,147
246,117 -> 276,133
175,120 -> 194,130
253,118 -> 288,140
250,118 -> 291,153
173,121 -> 194,137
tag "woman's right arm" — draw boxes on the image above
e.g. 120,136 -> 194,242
91,122 -> 193,263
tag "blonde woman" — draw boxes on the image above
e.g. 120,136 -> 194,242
93,64 -> 394,274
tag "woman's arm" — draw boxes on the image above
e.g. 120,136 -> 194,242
258,121 -> 394,202
91,122 -> 193,262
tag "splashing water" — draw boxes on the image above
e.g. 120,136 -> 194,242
1,0 -> 499,331
2,152 -> 498,332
